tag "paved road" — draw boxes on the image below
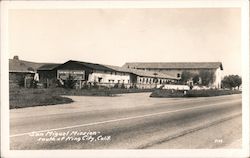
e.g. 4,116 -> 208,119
10,93 -> 242,149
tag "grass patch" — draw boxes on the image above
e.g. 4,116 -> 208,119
9,88 -> 153,109
185,89 -> 241,97
10,88 -> 73,109
62,88 -> 153,96
150,89 -> 242,98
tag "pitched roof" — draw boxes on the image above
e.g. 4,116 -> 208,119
123,62 -> 223,70
57,60 -> 178,79
129,69 -> 178,79
37,64 -> 61,71
60,60 -> 115,72
9,59 -> 45,73
103,64 -> 131,73
105,64 -> 177,79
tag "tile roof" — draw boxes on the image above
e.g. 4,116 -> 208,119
105,64 -> 178,79
122,62 -> 223,70
54,60 -> 178,79
61,60 -> 116,72
9,59 -> 46,73
129,69 -> 178,79
37,64 -> 61,70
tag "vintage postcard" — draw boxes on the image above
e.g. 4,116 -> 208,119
1,0 -> 249,157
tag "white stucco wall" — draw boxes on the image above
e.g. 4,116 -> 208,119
88,71 -> 131,84
213,67 -> 223,89
162,84 -> 190,90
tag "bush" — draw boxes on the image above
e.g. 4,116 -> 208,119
129,84 -> 138,89
150,89 -> 185,98
92,81 -> 99,89
32,80 -> 38,88
150,89 -> 241,98
63,75 -> 77,89
121,83 -> 126,89
81,82 -> 89,89
185,89 -> 241,97
113,83 -> 119,88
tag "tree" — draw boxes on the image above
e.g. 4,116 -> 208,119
222,75 -> 242,90
192,74 -> 200,84
199,70 -> 215,86
63,75 -> 77,89
180,71 -> 193,84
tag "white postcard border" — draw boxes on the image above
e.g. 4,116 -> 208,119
1,0 -> 249,158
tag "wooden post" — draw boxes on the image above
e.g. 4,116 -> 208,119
47,78 -> 49,88
24,76 -> 27,88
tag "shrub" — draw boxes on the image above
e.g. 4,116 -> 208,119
81,82 -> 89,89
113,83 -> 119,88
150,89 -> 241,98
121,83 -> 126,89
185,89 -> 241,97
150,89 -> 185,98
63,75 -> 77,89
32,80 -> 38,88
56,79 -> 64,88
129,83 -> 138,89
92,81 -> 99,89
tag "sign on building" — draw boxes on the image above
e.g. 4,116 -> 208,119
57,70 -> 85,80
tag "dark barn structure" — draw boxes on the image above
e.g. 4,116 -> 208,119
9,57 -> 44,88
37,60 -> 129,88
37,64 -> 61,88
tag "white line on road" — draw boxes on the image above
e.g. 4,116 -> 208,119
10,99 -> 241,138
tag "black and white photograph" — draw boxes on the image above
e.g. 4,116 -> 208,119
1,0 -> 249,158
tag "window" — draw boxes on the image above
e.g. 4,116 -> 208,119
98,77 -> 102,83
177,73 -> 181,78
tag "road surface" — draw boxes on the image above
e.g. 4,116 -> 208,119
10,93 -> 242,149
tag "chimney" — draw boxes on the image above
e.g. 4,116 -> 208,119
13,55 -> 19,60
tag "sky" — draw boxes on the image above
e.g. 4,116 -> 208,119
9,8 -> 241,75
